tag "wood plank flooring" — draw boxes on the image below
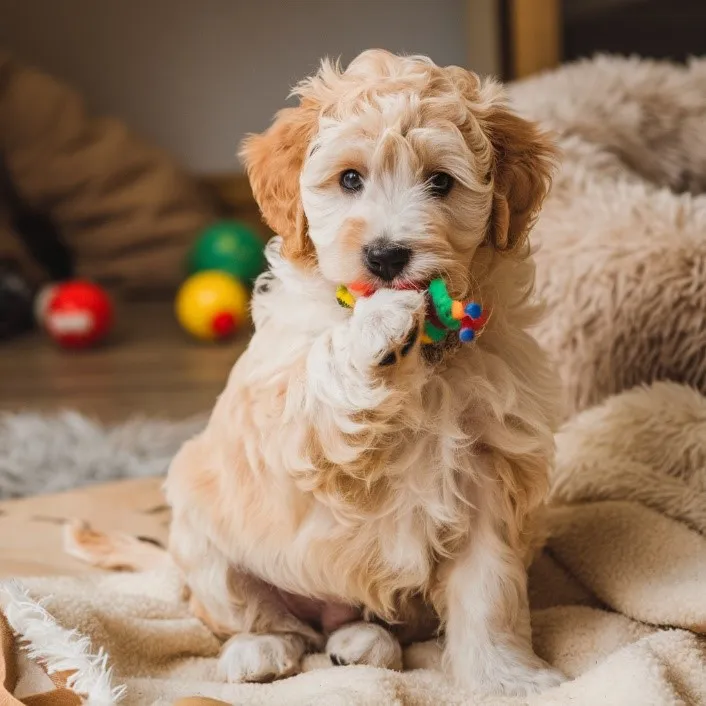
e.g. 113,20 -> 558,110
1,299 -> 246,422
0,477 -> 165,578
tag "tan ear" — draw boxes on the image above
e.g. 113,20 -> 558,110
486,108 -> 558,252
239,97 -> 320,265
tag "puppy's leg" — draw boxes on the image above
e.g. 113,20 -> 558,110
169,506 -> 321,683
326,622 -> 402,670
310,289 -> 425,387
191,556 -> 321,683
305,289 -> 426,433
438,512 -> 563,696
301,288 -> 428,505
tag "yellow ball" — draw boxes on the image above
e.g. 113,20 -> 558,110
175,271 -> 249,341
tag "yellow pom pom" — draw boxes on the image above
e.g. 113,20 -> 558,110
176,271 -> 249,341
336,284 -> 356,309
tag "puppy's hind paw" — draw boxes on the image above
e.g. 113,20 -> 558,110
326,622 -> 402,670
218,633 -> 306,683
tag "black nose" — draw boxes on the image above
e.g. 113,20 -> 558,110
364,242 -> 412,281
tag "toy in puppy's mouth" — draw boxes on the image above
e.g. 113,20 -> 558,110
336,278 -> 488,345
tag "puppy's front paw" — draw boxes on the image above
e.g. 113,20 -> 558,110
326,622 -> 402,670
217,633 -> 305,683
462,655 -> 565,697
492,662 -> 564,697
351,289 -> 425,368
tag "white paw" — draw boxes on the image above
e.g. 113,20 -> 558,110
496,663 -> 564,697
217,633 -> 304,683
466,658 -> 565,697
352,289 -> 425,367
326,622 -> 403,670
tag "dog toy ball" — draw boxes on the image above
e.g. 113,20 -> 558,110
37,280 -> 113,349
187,220 -> 266,285
176,271 -> 248,341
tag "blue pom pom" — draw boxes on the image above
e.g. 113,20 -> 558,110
459,328 -> 475,343
465,302 -> 482,319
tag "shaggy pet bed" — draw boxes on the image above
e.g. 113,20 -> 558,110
1,381 -> 705,705
511,56 -> 706,417
0,413 -> 203,500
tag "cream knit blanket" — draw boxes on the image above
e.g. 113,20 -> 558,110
2,381 -> 705,705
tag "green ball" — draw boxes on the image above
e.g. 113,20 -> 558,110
187,220 -> 266,284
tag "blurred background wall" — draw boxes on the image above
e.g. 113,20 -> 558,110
5,1 -> 693,176
0,0 -> 500,174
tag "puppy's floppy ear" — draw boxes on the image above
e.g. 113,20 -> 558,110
485,105 -> 558,253
240,97 -> 320,265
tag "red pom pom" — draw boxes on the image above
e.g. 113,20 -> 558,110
461,313 -> 488,331
348,281 -> 377,298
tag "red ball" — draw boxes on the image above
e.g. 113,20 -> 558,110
40,280 -> 113,349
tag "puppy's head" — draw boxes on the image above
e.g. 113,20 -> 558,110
241,50 -> 556,296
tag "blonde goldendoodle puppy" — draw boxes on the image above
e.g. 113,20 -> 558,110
166,49 -> 561,697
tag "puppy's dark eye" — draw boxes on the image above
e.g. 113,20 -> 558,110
340,169 -> 364,193
428,172 -> 454,197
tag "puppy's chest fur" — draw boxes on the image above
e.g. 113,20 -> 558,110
232,263 -> 486,615
245,355 -> 478,616
258,412 -> 475,619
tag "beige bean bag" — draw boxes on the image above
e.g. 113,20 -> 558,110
0,50 -> 217,294
510,56 -> 706,417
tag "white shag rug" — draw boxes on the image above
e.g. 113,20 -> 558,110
0,412 -> 204,500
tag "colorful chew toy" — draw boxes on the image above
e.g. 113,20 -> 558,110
336,278 -> 487,345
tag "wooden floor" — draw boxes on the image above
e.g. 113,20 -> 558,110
0,477 -> 165,577
0,301 -> 250,577
1,299 -> 248,422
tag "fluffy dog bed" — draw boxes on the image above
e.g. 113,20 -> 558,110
512,56 -> 706,417
1,381 -> 705,705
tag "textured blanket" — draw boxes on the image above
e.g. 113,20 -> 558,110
1,381 -> 704,705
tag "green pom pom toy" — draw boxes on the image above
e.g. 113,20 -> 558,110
187,220 -> 266,285
336,278 -> 487,345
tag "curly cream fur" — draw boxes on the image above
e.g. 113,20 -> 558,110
166,50 -> 560,696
